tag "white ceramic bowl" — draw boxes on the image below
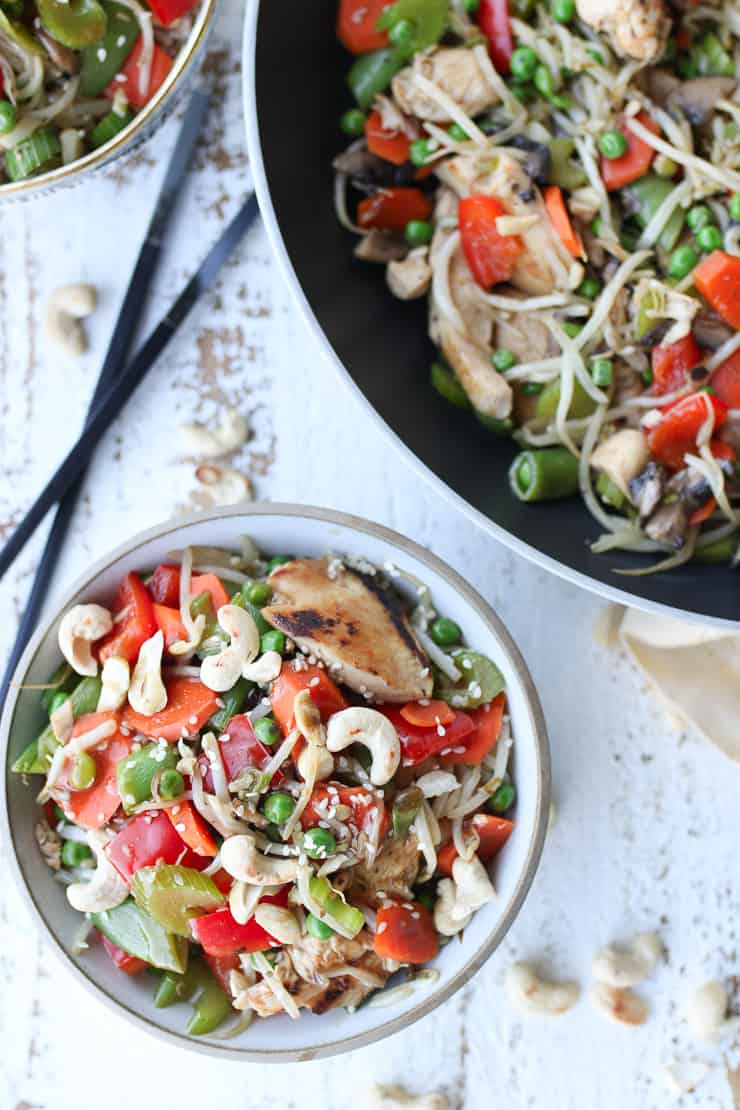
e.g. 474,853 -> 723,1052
0,504 -> 550,1060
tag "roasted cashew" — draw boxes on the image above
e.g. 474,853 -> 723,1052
66,829 -> 128,913
128,630 -> 167,715
221,834 -> 299,885
326,707 -> 400,786
592,931 -> 662,988
200,605 -> 260,692
180,407 -> 249,457
58,603 -> 112,676
45,283 -> 97,358
591,982 -> 649,1026
505,962 -> 581,1015
97,655 -> 130,712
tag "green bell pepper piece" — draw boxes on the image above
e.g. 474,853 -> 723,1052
92,899 -> 189,973
308,876 -> 365,938
536,376 -> 597,422
186,963 -> 232,1036
130,865 -> 225,937
348,48 -> 406,109
548,139 -> 587,190
392,786 -> 422,838
230,591 -> 271,635
624,174 -> 685,254
117,742 -> 179,813
37,0 -> 106,49
209,676 -> 255,732
154,962 -> 201,1008
435,650 -> 505,708
79,1 -> 139,96
12,675 -> 102,775
376,0 -> 449,57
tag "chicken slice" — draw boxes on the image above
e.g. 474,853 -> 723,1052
387,249 -> 432,300
392,47 -> 499,123
575,0 -> 670,64
439,320 -> 513,419
350,831 -> 421,908
264,559 -> 433,702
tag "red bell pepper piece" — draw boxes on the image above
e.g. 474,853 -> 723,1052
694,251 -> 740,331
436,813 -> 514,876
152,603 -> 188,650
100,932 -> 148,974
204,951 -> 240,993
357,187 -> 433,232
58,712 -> 131,830
477,0 -> 513,73
270,664 -> 347,735
600,112 -> 659,192
300,782 -> 389,841
374,900 -> 438,963
439,695 -> 505,766
458,194 -> 524,289
651,334 -> 703,396
121,677 -> 218,742
106,809 -> 208,882
104,37 -> 173,110
98,572 -> 157,665
144,0 -> 199,27
197,713 -> 284,791
646,392 -> 728,470
710,348 -> 740,409
365,109 -> 412,165
379,705 -> 474,767
190,889 -> 289,956
147,563 -> 231,611
337,0 -> 391,53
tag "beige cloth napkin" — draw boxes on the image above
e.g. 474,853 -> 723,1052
615,607 -> 740,763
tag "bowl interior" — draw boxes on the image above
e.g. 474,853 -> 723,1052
248,0 -> 740,625
2,506 -> 548,1060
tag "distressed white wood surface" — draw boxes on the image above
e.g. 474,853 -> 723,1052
2,3 -> 740,1107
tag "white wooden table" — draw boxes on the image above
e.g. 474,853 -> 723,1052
2,4 -> 740,1106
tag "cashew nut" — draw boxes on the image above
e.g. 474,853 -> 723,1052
128,630 -> 167,716
200,605 -> 260,692
592,931 -> 662,988
450,855 -> 495,920
97,655 -> 130,712
505,962 -> 581,1016
297,744 -> 334,782
221,834 -> 299,886
662,1058 -> 711,1095
180,407 -> 249,458
686,981 -> 740,1042
45,283 -> 97,358
254,903 -> 301,945
242,650 -> 283,685
433,878 -> 470,937
50,698 -> 74,744
590,982 -> 649,1026
195,464 -> 254,507
367,1084 -> 449,1110
66,829 -> 128,913
58,604 -> 113,676
326,707 -> 400,786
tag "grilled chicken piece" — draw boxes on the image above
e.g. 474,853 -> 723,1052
590,429 -> 651,500
387,249 -> 432,300
392,47 -> 498,123
264,559 -> 433,702
438,320 -> 513,418
245,932 -> 389,1017
576,0 -> 670,63
350,831 -> 421,908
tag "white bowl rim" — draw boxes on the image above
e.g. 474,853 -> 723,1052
0,503 -> 550,1061
241,0 -> 739,633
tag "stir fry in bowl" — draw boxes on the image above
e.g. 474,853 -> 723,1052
335,0 -> 740,572
17,542 -> 516,1035
0,0 -> 201,184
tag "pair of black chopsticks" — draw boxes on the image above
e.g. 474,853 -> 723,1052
0,88 -> 260,703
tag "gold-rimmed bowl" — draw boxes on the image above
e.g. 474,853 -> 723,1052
0,504 -> 550,1059
0,0 -> 215,201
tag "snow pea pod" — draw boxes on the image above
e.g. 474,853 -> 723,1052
392,786 -> 423,838
41,662 -> 76,714
694,534 -> 738,564
154,962 -> 201,1008
117,741 -> 179,813
186,964 -> 232,1036
79,1 -> 138,96
624,174 -> 685,253
376,0 -> 449,58
12,675 -> 102,774
536,376 -> 597,422
348,48 -> 406,109
37,0 -> 107,50
209,676 -> 255,732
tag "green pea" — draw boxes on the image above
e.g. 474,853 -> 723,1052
339,108 -> 366,137
409,138 -> 431,166
267,555 -> 292,574
533,63 -> 556,99
160,769 -> 184,801
668,244 -> 698,279
587,48 -> 603,64
577,276 -> 601,300
448,122 -> 469,142
489,782 -> 516,814
492,349 -> 516,371
48,690 -> 70,717
551,0 -> 574,22
561,321 -> 583,339
522,381 -> 544,395
599,130 -> 628,159
591,357 -> 613,387
261,629 -> 285,656
641,367 -> 654,387
686,205 -> 711,232
0,100 -> 17,136
263,792 -> 295,825
61,839 -> 93,868
696,225 -> 723,253
463,0 -> 480,10
254,717 -> 282,747
591,217 -> 603,238
303,827 -> 337,859
510,45 -> 538,81
69,752 -> 96,791
405,219 -> 433,246
246,581 -> 272,607
430,616 -> 462,646
510,80 -> 535,104
730,193 -> 740,222
389,17 -> 415,51
306,913 -> 334,940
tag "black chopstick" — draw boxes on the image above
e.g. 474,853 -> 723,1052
0,90 -> 210,704
0,192 -> 260,588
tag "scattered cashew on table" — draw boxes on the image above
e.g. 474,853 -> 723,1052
45,283 -> 97,357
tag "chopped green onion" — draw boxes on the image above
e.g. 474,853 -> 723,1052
5,126 -> 61,181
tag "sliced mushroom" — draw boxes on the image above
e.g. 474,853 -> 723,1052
668,77 -> 737,127
58,604 -> 113,677
355,230 -> 408,264
590,429 -> 651,500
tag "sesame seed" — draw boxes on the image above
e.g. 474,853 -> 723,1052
97,47 -> 107,61
188,715 -> 198,725
175,823 -> 186,832
377,921 -> 387,934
